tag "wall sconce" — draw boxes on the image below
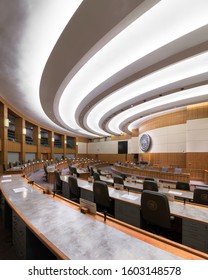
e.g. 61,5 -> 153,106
4,118 -> 9,128
22,128 -> 26,135
38,133 -> 41,139
64,140 -> 67,144
52,137 -> 54,142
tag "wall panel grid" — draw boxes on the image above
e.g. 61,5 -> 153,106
139,124 -> 186,153
77,142 -> 87,154
186,118 -> 208,152
88,140 -> 117,154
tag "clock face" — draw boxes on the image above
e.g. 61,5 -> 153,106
140,134 -> 151,152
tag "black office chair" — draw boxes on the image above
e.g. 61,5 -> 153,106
2,163 -> 6,173
141,190 -> 177,238
143,180 -> 158,192
93,181 -> 114,222
113,175 -> 124,189
144,177 -> 155,181
68,165 -> 73,175
97,169 -> 102,175
176,181 -> 190,191
53,170 -> 62,196
68,176 -> 80,203
193,188 -> 208,206
93,172 -> 100,181
70,166 -> 79,177
113,175 -> 123,185
43,164 -> 48,182
120,173 -> 127,181
89,167 -> 94,176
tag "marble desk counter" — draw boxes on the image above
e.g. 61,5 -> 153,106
1,174 -> 182,260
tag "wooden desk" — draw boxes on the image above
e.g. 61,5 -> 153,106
76,169 -> 90,180
113,164 -> 190,182
61,176 -> 208,254
5,166 -> 24,174
0,174 -> 189,260
204,170 -> 208,184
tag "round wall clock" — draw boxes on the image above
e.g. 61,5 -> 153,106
140,133 -> 151,152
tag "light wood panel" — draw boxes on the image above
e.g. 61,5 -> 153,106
139,109 -> 187,134
186,152 -> 208,170
113,165 -> 190,182
141,152 -> 187,168
7,140 -> 21,152
205,170 -> 208,184
187,102 -> 208,120
111,133 -> 132,141
79,153 -> 127,164
25,144 -> 37,153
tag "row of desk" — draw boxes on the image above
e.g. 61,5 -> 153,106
0,174 -> 191,260
112,164 -> 190,182
61,175 -> 208,254
98,175 -> 194,201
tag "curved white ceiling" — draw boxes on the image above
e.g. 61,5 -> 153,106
1,0 -> 208,138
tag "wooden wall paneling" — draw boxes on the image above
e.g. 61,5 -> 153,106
0,102 -> 8,169
111,134 -> 131,141
186,153 -> 208,170
82,154 -> 127,164
25,144 -> 37,153
77,137 -> 89,143
66,148 -> 76,154
140,153 -> 186,168
139,109 -> 187,134
187,102 -> 208,120
7,141 -> 21,152
54,147 -> 64,154
204,170 -> 208,184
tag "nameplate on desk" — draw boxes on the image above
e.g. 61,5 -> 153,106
2,175 -> 12,178
168,190 -> 182,195
1,178 -> 12,183
13,187 -> 28,193
80,198 -> 96,214
121,194 -> 138,201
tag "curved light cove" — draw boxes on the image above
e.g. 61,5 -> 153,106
58,0 -> 208,133
16,0 -> 83,128
108,85 -> 208,134
87,51 -> 208,135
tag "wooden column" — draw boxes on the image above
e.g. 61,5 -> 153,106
63,135 -> 66,159
16,117 -> 25,163
0,102 -> 8,171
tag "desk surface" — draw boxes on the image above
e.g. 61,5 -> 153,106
99,175 -> 193,200
61,176 -> 208,225
1,174 -> 183,260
